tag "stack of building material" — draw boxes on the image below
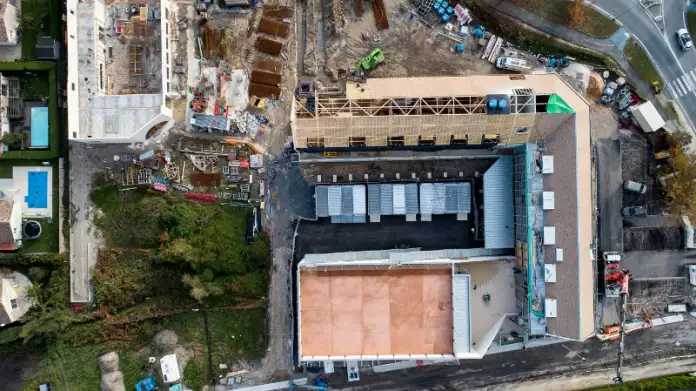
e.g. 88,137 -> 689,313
372,0 -> 389,30
258,17 -> 290,38
250,6 -> 294,98
255,37 -> 284,56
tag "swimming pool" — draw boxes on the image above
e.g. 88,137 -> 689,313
26,171 -> 48,209
30,106 -> 49,149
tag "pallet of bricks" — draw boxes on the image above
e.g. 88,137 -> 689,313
250,5 -> 293,99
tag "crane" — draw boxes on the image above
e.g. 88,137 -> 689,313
613,270 -> 631,384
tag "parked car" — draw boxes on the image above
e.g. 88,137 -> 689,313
677,28 -> 693,51
622,205 -> 647,217
623,180 -> 647,194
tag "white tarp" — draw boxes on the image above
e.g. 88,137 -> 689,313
352,185 -> 366,215
629,101 -> 665,133
419,183 -> 434,215
160,354 -> 181,383
327,186 -> 342,216
392,184 -> 406,215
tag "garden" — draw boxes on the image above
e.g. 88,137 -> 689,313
0,178 -> 271,390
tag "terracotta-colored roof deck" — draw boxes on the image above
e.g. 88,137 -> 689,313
299,267 -> 453,357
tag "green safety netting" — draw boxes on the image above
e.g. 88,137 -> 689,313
546,93 -> 575,113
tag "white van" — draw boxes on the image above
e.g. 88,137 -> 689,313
623,180 -> 647,194
495,56 -> 532,72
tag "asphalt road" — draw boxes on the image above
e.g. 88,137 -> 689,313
597,139 -> 623,253
595,0 -> 696,132
327,318 -> 696,390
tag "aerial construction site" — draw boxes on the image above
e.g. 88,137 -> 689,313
54,0 -> 696,389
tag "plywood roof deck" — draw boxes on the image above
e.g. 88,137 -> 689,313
299,268 -> 453,357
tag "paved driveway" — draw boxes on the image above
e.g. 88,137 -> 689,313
597,139 -> 623,253
69,142 -> 129,303
623,249 -> 696,278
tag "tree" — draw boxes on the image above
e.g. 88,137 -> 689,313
662,132 -> 696,218
568,0 -> 586,29
0,132 -> 24,150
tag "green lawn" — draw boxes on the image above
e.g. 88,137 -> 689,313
20,218 -> 58,253
18,309 -> 267,391
20,344 -> 148,391
687,11 -> 696,41
588,373 -> 696,390
507,0 -> 620,39
624,37 -> 664,92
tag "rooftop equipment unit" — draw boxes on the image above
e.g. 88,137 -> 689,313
542,155 -> 554,174
543,226 -> 556,245
542,191 -> 555,210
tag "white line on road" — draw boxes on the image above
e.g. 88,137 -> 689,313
669,81 -> 681,96
690,69 -> 696,82
675,79 -> 687,95
682,75 -> 694,91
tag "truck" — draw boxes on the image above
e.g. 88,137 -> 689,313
357,48 -> 384,73
495,56 -> 532,72
628,101 -> 666,133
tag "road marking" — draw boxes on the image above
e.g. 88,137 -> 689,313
690,69 -> 696,82
678,78 -> 689,94
673,80 -> 686,96
682,75 -> 694,91
668,82 -> 681,98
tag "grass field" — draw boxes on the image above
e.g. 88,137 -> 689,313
18,308 -> 267,391
624,37 -> 664,92
687,10 -> 696,40
509,0 -> 620,39
588,373 -> 696,390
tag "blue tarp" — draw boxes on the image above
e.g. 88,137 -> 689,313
135,376 -> 157,391
26,171 -> 48,209
30,106 -> 49,148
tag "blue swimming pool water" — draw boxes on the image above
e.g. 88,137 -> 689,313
26,171 -> 48,209
30,106 -> 49,149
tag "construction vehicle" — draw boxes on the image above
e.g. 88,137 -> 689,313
357,48 -> 384,74
613,270 -> 631,384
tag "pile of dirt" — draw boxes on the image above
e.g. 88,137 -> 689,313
587,72 -> 605,100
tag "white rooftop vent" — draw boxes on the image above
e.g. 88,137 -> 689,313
542,155 -> 554,174
544,264 -> 557,283
555,248 -> 564,262
543,226 -> 556,245
545,298 -> 558,318
542,191 -> 555,210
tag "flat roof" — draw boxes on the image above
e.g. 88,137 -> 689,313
299,267 -> 454,358
344,74 -> 575,99
297,250 -> 517,361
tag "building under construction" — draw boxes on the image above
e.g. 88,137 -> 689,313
293,74 -> 594,366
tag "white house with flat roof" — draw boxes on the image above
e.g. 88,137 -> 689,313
66,0 -> 175,142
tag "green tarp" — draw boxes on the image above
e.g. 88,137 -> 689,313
546,94 -> 574,113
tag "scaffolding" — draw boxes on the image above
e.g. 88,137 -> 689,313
293,91 -> 541,149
